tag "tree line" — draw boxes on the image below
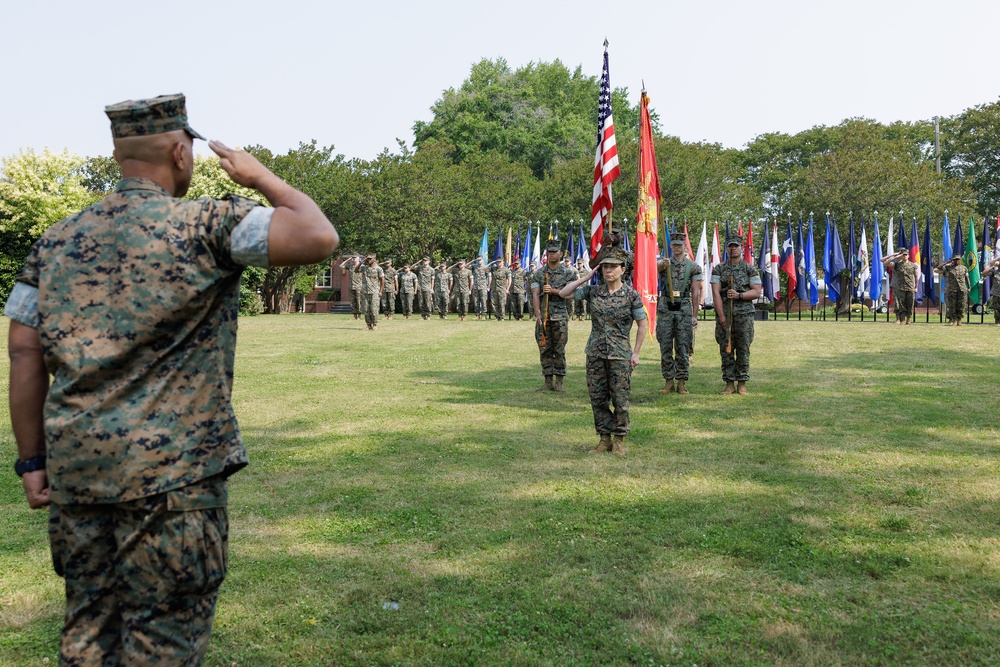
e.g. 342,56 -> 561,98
2,57 -> 998,312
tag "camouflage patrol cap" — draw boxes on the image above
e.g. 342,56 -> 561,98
105,94 -> 205,140
546,238 -> 563,252
726,234 -> 744,247
670,233 -> 686,245
599,247 -> 629,265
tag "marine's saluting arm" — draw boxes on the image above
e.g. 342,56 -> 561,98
558,266 -> 599,298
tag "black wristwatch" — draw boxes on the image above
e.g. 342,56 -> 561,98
737,290 -> 744,299
14,456 -> 46,477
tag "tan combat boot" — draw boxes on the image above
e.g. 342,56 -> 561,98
721,381 -> 736,395
660,380 -> 675,394
552,376 -> 566,392
589,434 -> 612,454
676,380 -> 689,395
611,435 -> 625,456
737,381 -> 748,395
537,376 -> 554,391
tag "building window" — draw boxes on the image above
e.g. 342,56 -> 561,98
315,265 -> 333,288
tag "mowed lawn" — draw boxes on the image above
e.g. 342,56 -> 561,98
2,314 -> 999,666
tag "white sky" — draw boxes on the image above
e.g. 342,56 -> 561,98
4,0 -> 999,160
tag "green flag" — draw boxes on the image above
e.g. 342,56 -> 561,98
965,215 -> 981,304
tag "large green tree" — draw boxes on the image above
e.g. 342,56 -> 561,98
413,58 -> 652,178
941,98 -> 1000,216
0,149 -> 98,302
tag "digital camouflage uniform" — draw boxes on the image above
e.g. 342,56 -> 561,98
356,262 -> 384,328
890,258 -> 918,322
509,266 -> 526,320
381,266 -> 397,317
415,263 -> 435,319
472,262 -> 490,316
5,160 -> 272,664
574,266 -> 589,319
434,267 -> 452,318
490,263 -> 511,320
347,261 -> 363,317
941,261 -> 971,323
575,283 -> 646,436
398,271 -> 417,317
656,257 -> 702,382
531,262 -> 577,378
711,260 -> 762,383
454,267 -> 473,317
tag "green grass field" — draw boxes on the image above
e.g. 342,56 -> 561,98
2,315 -> 999,666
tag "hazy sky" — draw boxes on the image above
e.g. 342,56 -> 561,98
4,0 -> 999,161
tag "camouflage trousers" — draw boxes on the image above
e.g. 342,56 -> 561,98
575,298 -> 588,319
992,293 -> 1000,323
400,292 -> 415,317
586,356 -> 632,436
418,290 -> 434,318
362,291 -> 380,326
510,292 -> 525,319
474,289 -> 489,315
656,306 -> 694,380
381,291 -> 396,317
491,290 -> 507,320
49,475 -> 228,667
435,290 -> 450,317
715,312 -> 755,382
349,288 -> 362,316
945,290 -> 968,322
894,290 -> 914,320
455,291 -> 470,317
535,319 -> 569,377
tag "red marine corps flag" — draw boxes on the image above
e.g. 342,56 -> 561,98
590,40 -> 621,256
634,86 -> 660,336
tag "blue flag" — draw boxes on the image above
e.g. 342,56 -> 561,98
871,215 -> 884,304
922,216 -> 936,305
622,219 -> 631,253
806,216 -> 819,306
897,217 -> 908,251
848,215 -> 857,298
492,226 -> 504,262
566,222 -> 576,263
522,224 -> 532,270
953,222 -> 963,263
479,227 -> 490,262
941,212 -> 952,294
823,215 -> 836,303
829,219 -> 846,303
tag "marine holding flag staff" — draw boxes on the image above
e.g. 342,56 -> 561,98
5,94 -> 338,664
531,238 -> 577,392
711,235 -> 762,395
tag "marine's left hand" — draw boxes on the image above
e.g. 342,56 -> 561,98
630,351 -> 640,369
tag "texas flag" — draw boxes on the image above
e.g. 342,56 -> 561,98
779,222 -> 797,295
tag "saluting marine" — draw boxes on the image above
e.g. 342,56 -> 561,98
355,254 -> 385,330
340,255 -> 364,319
415,257 -> 435,320
381,259 -> 397,319
433,262 -> 452,318
936,252 -> 972,326
883,250 -> 919,325
451,259 -> 474,320
489,258 -> 512,321
472,257 -> 490,319
509,260 -> 527,320
397,265 -> 418,318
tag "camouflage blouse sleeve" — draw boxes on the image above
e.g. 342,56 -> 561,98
630,288 -> 647,320
3,242 -> 42,327
203,194 -> 272,270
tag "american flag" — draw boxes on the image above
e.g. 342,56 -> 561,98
590,41 -> 620,256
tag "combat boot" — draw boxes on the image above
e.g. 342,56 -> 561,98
737,381 -> 748,395
660,380 -> 675,394
721,381 -> 736,395
537,375 -> 554,391
611,435 -> 625,456
553,376 -> 566,392
676,380 -> 689,395
589,434 -> 612,454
